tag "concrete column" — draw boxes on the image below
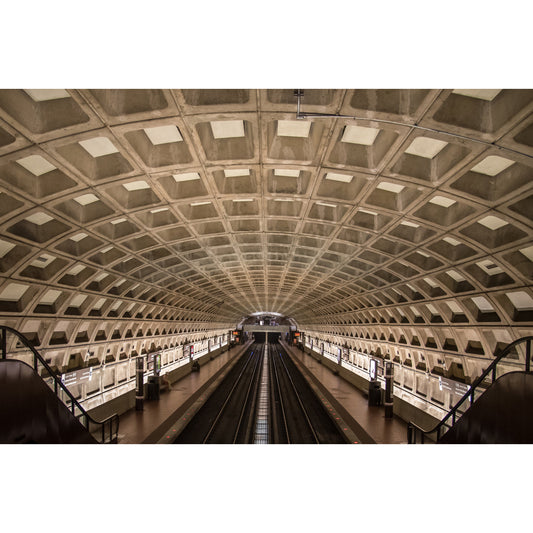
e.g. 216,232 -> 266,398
135,356 -> 144,411
384,361 -> 394,418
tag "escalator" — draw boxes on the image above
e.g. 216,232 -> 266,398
0,325 -> 118,444
439,372 -> 533,444
0,359 -> 97,443
408,336 -> 533,444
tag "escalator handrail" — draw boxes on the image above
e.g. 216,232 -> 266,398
407,335 -> 533,443
1,325 -> 119,443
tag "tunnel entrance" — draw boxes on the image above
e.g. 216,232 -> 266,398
253,332 -> 283,343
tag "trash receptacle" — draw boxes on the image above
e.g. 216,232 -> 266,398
147,376 -> 160,400
368,381 -> 382,406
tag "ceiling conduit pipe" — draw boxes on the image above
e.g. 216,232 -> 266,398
293,89 -> 529,157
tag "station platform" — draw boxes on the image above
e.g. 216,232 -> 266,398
116,340 -> 408,444
279,341 -> 408,444
117,342 -> 252,444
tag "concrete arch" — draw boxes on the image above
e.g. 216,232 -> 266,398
0,88 -> 531,408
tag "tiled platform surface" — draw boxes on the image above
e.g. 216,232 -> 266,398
117,339 -> 409,444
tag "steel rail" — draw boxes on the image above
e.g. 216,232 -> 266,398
252,343 -> 271,444
269,343 -> 291,443
276,345 -> 320,444
202,343 -> 260,444
232,346 -> 264,443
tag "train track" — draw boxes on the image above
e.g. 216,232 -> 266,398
269,342 -> 318,443
173,341 -> 347,444
174,343 -> 263,444
269,343 -> 346,444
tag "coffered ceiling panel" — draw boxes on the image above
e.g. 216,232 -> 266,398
0,89 -> 531,337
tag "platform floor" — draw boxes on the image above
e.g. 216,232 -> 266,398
117,343 -> 249,444
117,340 -> 408,444
280,341 -> 408,444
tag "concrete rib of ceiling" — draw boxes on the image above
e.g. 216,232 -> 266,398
0,89 -> 532,348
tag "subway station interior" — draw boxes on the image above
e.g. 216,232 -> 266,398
1,87 -> 531,448
3,7 -> 532,533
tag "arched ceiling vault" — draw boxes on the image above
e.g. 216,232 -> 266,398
0,89 -> 532,344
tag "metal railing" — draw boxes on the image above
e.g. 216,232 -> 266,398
407,336 -> 533,443
1,325 -> 119,444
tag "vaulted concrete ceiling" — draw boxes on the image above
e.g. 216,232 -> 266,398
0,89 -> 531,336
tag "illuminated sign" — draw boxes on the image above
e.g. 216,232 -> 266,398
147,353 -> 162,374
61,367 -> 94,386
438,376 -> 470,396
369,359 -> 377,381
233,331 -> 239,336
